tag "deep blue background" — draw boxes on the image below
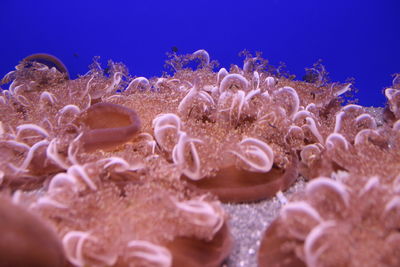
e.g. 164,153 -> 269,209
1,0 -> 399,106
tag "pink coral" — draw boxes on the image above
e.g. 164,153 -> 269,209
2,50 -> 399,267
259,175 -> 400,266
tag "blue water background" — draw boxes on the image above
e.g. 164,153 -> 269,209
1,0 -> 399,107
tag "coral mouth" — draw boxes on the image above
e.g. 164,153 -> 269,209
258,217 -> 306,267
79,102 -> 141,152
185,153 -> 299,203
166,223 -> 233,267
23,53 -> 70,79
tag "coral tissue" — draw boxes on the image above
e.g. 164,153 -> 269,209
0,51 -> 399,266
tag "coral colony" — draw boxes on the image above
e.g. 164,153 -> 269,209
0,49 -> 399,267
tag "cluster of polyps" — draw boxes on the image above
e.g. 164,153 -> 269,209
62,231 -> 171,267
153,113 -> 184,152
0,56 -> 235,267
333,104 -> 377,141
0,63 -> 106,185
302,106 -> 400,179
171,57 -> 295,127
45,133 -> 82,170
153,110 -> 276,182
259,176 -> 400,266
227,137 -> 274,173
385,74 -> 400,120
296,103 -> 382,179
215,72 -> 298,126
125,240 -> 172,267
172,195 -> 225,236
32,175 -> 227,267
153,113 -> 204,180
135,50 -> 360,203
125,77 -> 150,92
215,72 -> 266,124
0,122 -> 58,184
62,231 -> 118,267
177,78 -> 215,116
4,50 -> 399,266
166,51 -> 347,149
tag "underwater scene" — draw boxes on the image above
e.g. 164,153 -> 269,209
0,0 -> 399,266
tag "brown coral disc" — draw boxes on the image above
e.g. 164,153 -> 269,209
166,223 -> 233,267
79,102 -> 141,152
23,53 -> 70,79
0,197 -> 66,267
185,153 -> 299,203
258,218 -> 306,267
